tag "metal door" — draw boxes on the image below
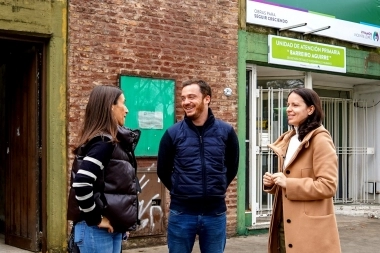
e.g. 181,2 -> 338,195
246,65 -> 305,226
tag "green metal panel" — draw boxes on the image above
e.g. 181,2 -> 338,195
120,76 -> 175,157
247,33 -> 267,55
246,32 -> 268,63
237,30 -> 248,235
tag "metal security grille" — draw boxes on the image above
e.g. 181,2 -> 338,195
252,88 -> 375,226
254,88 -> 291,225
322,98 -> 376,204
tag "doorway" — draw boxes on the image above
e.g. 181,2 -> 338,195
246,65 -> 379,226
0,38 -> 44,252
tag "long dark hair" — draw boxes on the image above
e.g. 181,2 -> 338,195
74,85 -> 122,153
289,88 -> 324,141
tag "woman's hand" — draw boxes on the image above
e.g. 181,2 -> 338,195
98,216 -> 114,233
263,172 -> 275,187
272,172 -> 287,189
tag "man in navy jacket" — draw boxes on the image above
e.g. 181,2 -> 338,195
157,79 -> 239,253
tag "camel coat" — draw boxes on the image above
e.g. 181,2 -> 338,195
265,126 -> 341,253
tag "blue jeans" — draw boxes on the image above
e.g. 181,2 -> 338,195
74,221 -> 122,253
167,209 -> 227,253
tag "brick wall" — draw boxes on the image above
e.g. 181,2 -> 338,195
68,0 -> 239,238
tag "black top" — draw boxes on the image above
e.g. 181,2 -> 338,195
72,136 -> 114,226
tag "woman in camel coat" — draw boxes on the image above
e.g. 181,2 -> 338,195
263,88 -> 341,253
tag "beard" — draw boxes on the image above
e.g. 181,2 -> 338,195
184,102 -> 205,120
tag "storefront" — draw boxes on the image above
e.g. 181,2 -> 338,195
237,0 -> 380,234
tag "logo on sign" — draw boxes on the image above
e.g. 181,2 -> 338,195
373,31 -> 379,42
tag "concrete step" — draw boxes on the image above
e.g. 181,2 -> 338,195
335,204 -> 380,218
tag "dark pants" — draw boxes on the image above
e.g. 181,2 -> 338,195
278,220 -> 286,253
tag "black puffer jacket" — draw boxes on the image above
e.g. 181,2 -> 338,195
103,126 -> 141,231
67,126 -> 141,232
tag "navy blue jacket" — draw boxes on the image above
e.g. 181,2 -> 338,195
157,109 -> 239,214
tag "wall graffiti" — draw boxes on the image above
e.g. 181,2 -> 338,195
133,164 -> 165,236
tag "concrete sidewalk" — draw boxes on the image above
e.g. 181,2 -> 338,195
123,214 -> 380,253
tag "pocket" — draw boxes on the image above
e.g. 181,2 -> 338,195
215,211 -> 227,216
168,209 -> 184,225
287,213 -> 340,253
304,199 -> 334,216
74,221 -> 86,245
169,209 -> 183,216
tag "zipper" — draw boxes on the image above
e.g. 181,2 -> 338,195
200,134 -> 206,199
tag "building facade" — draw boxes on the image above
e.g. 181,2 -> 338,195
67,0 -> 239,249
237,0 -> 380,233
1,0 -> 379,252
1,0 -> 240,252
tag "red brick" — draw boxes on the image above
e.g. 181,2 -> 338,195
68,0 -> 239,240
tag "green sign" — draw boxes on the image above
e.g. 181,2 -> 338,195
268,35 -> 346,73
120,76 -> 175,157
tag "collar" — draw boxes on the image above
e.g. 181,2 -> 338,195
268,125 -> 325,156
184,108 -> 215,130
117,126 -> 141,150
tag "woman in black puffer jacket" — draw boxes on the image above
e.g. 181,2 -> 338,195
67,85 -> 140,253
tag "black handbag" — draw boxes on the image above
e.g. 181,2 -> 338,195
67,225 -> 80,253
